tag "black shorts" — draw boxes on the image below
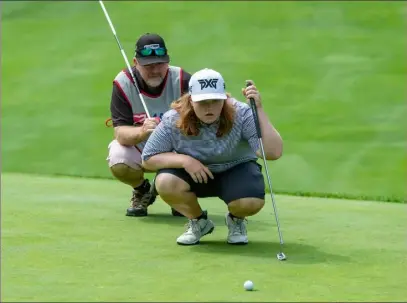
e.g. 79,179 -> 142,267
156,161 -> 265,204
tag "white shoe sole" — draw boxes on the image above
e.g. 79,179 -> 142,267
227,238 -> 249,245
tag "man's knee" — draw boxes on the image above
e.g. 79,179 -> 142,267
155,173 -> 190,196
228,198 -> 265,216
107,139 -> 142,170
110,163 -> 142,178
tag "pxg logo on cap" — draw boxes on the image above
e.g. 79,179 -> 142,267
198,78 -> 219,90
189,68 -> 227,102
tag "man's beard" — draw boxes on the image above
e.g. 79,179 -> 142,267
145,76 -> 164,87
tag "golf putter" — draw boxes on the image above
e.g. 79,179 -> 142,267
245,81 -> 287,261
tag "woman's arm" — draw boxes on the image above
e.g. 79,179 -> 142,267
142,152 -> 188,171
254,108 -> 283,160
242,82 -> 283,160
144,152 -> 214,184
141,113 -> 181,170
141,111 -> 215,183
141,112 -> 194,170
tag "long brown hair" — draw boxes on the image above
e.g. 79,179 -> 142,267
171,93 -> 236,137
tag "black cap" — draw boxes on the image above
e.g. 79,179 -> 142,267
135,33 -> 170,66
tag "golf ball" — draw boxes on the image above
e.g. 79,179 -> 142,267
244,280 -> 254,291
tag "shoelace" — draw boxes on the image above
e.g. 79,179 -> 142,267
229,217 -> 248,235
131,190 -> 152,208
184,219 -> 201,235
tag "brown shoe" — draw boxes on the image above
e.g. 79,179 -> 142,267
126,179 -> 156,217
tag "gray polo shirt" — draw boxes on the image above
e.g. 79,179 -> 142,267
141,98 -> 260,173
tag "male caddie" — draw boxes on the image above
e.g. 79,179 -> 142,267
106,33 -> 192,217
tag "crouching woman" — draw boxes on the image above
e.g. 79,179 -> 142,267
141,68 -> 283,245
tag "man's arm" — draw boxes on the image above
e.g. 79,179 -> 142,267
110,83 -> 149,146
114,126 -> 147,147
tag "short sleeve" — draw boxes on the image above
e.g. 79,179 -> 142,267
241,105 -> 260,153
141,112 -> 174,161
181,70 -> 192,94
110,82 -> 134,127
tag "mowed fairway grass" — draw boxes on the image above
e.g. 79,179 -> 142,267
1,1 -> 406,201
1,173 -> 407,302
1,1 -> 407,302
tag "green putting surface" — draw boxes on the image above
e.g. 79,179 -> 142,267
2,173 -> 406,302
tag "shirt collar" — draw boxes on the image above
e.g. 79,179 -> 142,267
199,118 -> 220,128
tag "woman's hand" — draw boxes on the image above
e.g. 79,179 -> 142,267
183,156 -> 214,183
242,80 -> 262,109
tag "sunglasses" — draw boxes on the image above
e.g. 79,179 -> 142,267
138,47 -> 166,57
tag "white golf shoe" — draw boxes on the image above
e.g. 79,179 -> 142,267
225,213 -> 248,245
176,216 -> 215,245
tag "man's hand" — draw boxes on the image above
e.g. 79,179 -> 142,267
182,156 -> 214,184
141,118 -> 159,139
242,80 -> 262,109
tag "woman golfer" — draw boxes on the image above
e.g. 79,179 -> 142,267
141,68 -> 283,245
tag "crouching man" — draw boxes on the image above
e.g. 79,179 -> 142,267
106,33 -> 191,217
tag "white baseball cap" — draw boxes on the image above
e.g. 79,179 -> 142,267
188,68 -> 227,102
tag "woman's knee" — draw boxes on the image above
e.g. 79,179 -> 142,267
228,198 -> 265,216
155,173 -> 190,196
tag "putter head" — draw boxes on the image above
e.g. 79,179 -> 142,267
277,252 -> 287,261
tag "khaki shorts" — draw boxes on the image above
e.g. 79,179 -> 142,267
106,139 -> 143,170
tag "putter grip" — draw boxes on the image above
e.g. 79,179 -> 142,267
246,82 -> 262,138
